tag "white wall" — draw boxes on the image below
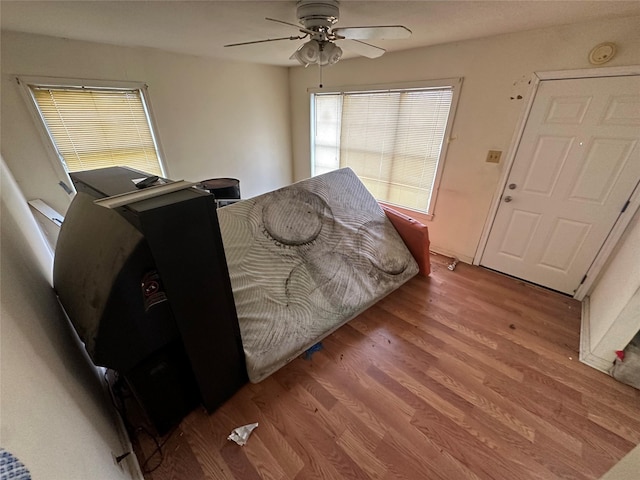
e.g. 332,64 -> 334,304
0,158 -> 136,480
289,15 -> 640,263
587,211 -> 640,361
1,30 -> 293,215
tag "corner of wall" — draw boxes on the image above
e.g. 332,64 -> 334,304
0,155 -> 53,284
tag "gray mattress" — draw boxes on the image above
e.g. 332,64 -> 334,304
217,168 -> 418,383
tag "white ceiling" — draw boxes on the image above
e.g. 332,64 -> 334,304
2,1 -> 640,66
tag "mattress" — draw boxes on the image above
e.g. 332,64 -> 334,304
217,168 -> 419,383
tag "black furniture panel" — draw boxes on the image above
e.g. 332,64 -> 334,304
71,166 -> 163,198
128,189 -> 248,413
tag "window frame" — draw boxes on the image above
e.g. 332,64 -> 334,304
17,75 -> 168,194
309,78 -> 462,220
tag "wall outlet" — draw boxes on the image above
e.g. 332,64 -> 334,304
111,451 -> 126,472
486,150 -> 502,163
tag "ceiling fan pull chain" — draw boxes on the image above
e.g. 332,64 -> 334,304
319,62 -> 323,88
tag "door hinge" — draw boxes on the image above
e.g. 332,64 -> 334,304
579,274 -> 587,286
621,200 -> 630,213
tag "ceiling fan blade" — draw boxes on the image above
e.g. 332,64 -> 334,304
333,25 -> 412,40
338,39 -> 385,59
224,36 -> 304,48
266,17 -> 316,36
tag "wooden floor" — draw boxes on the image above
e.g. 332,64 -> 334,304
136,256 -> 640,480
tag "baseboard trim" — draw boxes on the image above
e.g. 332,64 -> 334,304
114,408 -> 145,480
428,247 -> 472,265
100,368 -> 145,480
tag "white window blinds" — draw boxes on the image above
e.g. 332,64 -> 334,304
313,87 -> 454,214
30,86 -> 163,176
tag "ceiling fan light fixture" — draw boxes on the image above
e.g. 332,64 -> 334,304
290,39 -> 321,66
319,41 -> 343,65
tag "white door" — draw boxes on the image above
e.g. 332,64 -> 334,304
481,75 -> 640,295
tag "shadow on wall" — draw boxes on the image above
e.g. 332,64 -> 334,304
1,207 -> 118,441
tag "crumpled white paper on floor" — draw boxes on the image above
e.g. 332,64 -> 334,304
227,422 -> 259,446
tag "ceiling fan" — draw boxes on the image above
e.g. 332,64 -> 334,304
224,0 -> 412,67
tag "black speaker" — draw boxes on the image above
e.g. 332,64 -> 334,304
124,341 -> 200,435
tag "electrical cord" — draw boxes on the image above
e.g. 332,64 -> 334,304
103,369 -> 177,474
135,424 -> 179,474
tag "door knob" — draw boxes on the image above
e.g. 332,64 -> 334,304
504,196 -> 513,203
508,183 -> 517,190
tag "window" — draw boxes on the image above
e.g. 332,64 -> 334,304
22,78 -> 164,177
311,79 -> 460,216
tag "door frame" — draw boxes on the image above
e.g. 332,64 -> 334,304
473,65 -> 640,300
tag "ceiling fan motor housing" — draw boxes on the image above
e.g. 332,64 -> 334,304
297,0 -> 340,29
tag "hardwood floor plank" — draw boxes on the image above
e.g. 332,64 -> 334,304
582,394 -> 640,426
463,407 -> 588,480
374,429 -> 449,480
308,347 -> 417,432
136,257 -> 640,480
275,362 -> 338,411
402,326 -> 521,384
179,418 -> 237,480
436,351 -> 587,456
409,405 -> 543,480
336,425 -> 388,480
483,372 -> 635,463
427,365 -> 537,443
252,377 -> 366,479
586,410 -> 640,445
338,320 -> 478,415
482,372 -> 578,434
364,365 -> 485,480
218,442 -> 264,480
378,294 -> 500,350
372,357 -> 468,425
532,431 -> 599,480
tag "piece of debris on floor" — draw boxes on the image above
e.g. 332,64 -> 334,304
227,423 -> 259,446
304,342 -> 323,360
